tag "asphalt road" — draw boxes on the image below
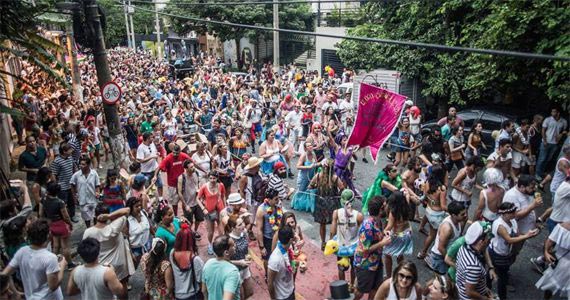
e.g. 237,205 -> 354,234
63,147 -> 563,300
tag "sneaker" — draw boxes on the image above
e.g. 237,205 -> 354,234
207,245 -> 214,256
530,257 -> 545,274
67,262 -> 77,270
70,216 -> 79,223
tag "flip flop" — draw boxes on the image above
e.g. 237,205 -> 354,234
416,252 -> 426,259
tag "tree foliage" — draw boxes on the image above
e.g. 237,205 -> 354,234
0,0 -> 68,87
337,0 -> 570,108
166,0 -> 314,42
98,0 -> 156,48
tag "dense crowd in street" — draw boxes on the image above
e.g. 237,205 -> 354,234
0,47 -> 569,300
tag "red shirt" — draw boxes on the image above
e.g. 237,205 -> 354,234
197,183 -> 226,212
159,152 -> 191,187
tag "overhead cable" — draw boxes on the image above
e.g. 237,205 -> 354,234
125,2 -> 570,62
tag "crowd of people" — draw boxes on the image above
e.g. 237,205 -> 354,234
0,46 -> 569,300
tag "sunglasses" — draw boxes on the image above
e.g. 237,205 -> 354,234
398,273 -> 414,281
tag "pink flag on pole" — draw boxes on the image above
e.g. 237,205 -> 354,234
348,83 -> 407,162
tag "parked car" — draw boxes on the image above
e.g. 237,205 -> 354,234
420,108 -> 528,157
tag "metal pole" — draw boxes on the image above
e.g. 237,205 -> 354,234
154,0 -> 162,59
272,0 -> 279,72
123,0 -> 131,48
66,23 -> 83,102
84,0 -> 131,169
129,0 -> 136,49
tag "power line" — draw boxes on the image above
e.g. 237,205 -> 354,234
126,2 -> 570,62
129,0 -> 367,6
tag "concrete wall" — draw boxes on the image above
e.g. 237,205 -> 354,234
311,26 -> 348,74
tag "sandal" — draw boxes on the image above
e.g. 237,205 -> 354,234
321,242 -> 326,251
416,252 -> 426,260
419,228 -> 428,236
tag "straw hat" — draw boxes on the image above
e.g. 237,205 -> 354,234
175,139 -> 188,151
244,157 -> 263,171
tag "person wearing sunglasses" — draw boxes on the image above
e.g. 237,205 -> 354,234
424,274 -> 457,300
374,260 -> 421,300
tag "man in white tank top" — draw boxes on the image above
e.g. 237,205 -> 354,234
67,238 -> 125,300
330,189 -> 364,288
425,201 -> 466,275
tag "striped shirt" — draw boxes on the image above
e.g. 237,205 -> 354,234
66,134 -> 82,164
51,155 -> 75,191
268,173 -> 287,200
456,245 -> 488,300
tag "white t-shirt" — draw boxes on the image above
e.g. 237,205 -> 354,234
8,246 -> 64,300
268,247 -> 295,299
503,187 -> 535,234
136,142 -> 159,173
192,152 -> 211,179
543,116 -> 567,144
285,110 -> 302,129
487,151 -> 512,163
491,217 -> 518,256
551,180 -> 570,223
70,169 -> 100,206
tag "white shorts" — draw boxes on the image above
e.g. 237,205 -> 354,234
166,186 -> 179,205
512,151 -> 530,168
239,267 -> 251,284
80,203 -> 96,221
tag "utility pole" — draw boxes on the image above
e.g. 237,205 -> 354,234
66,23 -> 83,102
123,0 -> 131,48
273,0 -> 279,72
84,0 -> 131,169
128,0 -> 136,49
154,0 -> 162,59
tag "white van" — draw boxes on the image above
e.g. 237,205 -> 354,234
337,82 -> 353,97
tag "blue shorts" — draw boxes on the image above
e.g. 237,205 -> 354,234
253,122 -> 262,133
143,171 -> 163,188
425,251 -> 447,275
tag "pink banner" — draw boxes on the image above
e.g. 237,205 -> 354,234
348,83 -> 406,161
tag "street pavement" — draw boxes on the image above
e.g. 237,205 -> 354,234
63,147 -> 563,300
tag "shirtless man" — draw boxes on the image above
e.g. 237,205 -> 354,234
487,138 -> 516,188
474,167 -> 505,223
401,157 -> 422,220
512,119 -> 532,178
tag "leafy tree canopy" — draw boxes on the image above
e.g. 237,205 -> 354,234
99,0 -> 156,47
337,0 -> 569,107
165,0 -> 314,42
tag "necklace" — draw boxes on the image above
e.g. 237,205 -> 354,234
277,241 -> 296,273
264,200 -> 283,231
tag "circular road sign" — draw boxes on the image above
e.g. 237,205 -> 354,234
101,81 -> 122,105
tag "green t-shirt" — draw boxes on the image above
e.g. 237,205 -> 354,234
140,121 -> 153,134
155,218 -> 180,255
446,236 -> 466,282
202,259 -> 241,300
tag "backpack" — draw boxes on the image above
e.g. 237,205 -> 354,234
251,173 -> 269,203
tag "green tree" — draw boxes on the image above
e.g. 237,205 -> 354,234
99,0 -> 155,47
337,0 -> 569,115
166,0 -> 314,68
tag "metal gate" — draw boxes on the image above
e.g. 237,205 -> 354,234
321,49 -> 345,75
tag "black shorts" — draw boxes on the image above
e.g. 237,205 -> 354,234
262,236 -> 273,260
355,266 -> 383,293
219,176 -> 233,191
184,205 -> 205,223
